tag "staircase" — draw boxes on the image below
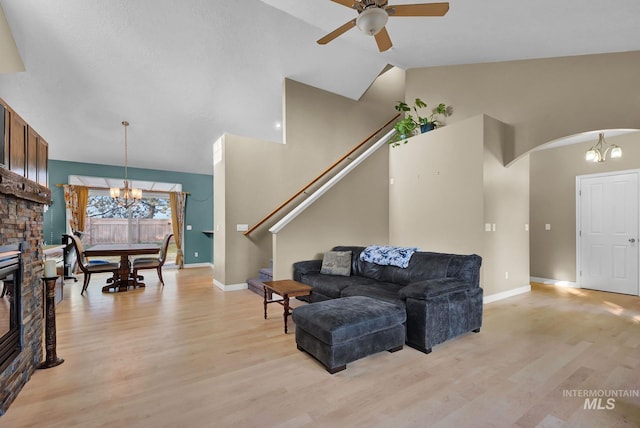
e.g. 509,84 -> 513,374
243,114 -> 399,237
247,266 -> 273,296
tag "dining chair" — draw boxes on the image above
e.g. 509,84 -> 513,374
132,233 -> 173,286
63,234 -> 120,295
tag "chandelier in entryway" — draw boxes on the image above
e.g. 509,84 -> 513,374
585,132 -> 622,163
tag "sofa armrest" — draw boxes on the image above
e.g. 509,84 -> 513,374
399,278 -> 473,300
293,260 -> 323,282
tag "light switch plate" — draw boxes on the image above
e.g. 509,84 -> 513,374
237,224 -> 249,232
186,225 -> 192,231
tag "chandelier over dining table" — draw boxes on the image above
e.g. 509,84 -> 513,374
110,120 -> 142,208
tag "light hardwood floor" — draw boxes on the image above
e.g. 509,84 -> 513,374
1,270 -> 639,427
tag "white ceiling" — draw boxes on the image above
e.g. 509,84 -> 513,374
1,0 -> 639,175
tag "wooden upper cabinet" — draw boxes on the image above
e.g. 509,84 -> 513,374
9,109 -> 27,177
0,98 -> 49,187
37,136 -> 48,187
0,104 -> 7,168
27,126 -> 38,181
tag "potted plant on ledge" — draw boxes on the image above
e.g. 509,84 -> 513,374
389,98 -> 453,147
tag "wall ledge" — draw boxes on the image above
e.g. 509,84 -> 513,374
483,284 -> 531,304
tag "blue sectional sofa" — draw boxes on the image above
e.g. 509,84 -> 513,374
293,246 -> 483,354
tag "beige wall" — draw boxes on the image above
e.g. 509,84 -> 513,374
214,68 -> 404,286
389,114 -> 530,297
389,115 -> 485,254
273,147 -> 390,279
530,132 -> 640,282
405,51 -> 640,163
213,136 -> 226,284
214,134 -> 286,287
483,116 -> 530,295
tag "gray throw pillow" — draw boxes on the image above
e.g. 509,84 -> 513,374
320,251 -> 352,276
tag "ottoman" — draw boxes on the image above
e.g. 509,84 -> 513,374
291,296 -> 406,374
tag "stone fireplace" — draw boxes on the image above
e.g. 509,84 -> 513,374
0,167 -> 51,415
0,243 -> 22,374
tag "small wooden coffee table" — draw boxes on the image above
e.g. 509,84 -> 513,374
263,279 -> 313,333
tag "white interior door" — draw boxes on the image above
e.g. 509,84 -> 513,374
578,172 -> 639,295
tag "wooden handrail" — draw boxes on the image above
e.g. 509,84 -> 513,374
244,113 -> 400,236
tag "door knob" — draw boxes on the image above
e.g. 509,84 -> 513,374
629,238 -> 636,243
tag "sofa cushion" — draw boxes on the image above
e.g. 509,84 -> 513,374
320,251 -> 352,276
399,278 -> 472,300
300,273 -> 380,299
341,282 -> 406,309
446,254 -> 482,287
292,296 -> 406,345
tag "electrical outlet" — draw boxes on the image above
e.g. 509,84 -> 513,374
505,271 -> 509,279
194,252 -> 199,258
186,225 -> 192,231
545,224 -> 551,230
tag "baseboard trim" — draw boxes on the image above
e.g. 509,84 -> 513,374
530,277 -> 579,288
213,279 -> 247,291
483,285 -> 531,304
183,262 -> 214,269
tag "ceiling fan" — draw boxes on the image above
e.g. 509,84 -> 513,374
317,0 -> 449,52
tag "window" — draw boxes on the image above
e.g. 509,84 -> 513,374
85,188 -> 171,243
69,175 -> 181,265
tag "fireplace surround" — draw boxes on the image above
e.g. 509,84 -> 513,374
0,243 -> 22,374
0,166 -> 51,415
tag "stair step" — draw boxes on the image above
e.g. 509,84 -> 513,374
247,278 -> 264,296
258,268 -> 273,282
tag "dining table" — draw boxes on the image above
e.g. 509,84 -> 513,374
83,243 -> 160,293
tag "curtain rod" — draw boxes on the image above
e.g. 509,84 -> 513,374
55,183 -> 190,195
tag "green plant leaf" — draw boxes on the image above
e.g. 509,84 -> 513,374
394,101 -> 410,112
414,98 -> 427,109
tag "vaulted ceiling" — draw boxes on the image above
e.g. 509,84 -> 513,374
1,0 -> 639,175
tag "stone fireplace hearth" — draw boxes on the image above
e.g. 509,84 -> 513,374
0,167 -> 51,415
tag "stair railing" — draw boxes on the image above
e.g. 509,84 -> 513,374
243,113 -> 400,236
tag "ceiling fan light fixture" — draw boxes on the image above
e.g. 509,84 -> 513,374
356,7 -> 389,36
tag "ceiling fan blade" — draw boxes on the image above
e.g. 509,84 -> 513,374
388,2 -> 449,17
317,19 -> 357,45
330,0 -> 357,8
374,27 -> 392,52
